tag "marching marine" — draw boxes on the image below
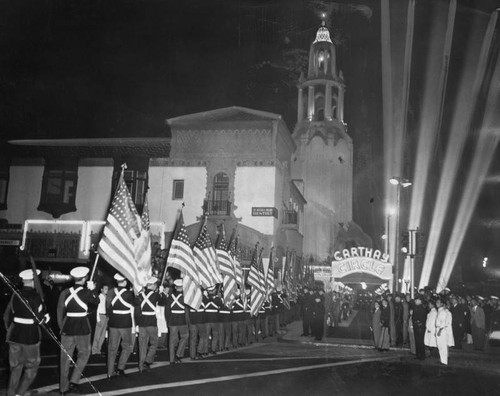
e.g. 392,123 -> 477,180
57,266 -> 98,395
106,273 -> 137,378
165,278 -> 189,364
136,275 -> 166,372
3,269 -> 49,396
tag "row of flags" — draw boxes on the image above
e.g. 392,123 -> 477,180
96,166 -> 304,313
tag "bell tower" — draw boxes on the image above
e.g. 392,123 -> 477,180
291,21 -> 353,261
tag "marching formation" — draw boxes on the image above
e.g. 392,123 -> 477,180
2,168 -> 302,396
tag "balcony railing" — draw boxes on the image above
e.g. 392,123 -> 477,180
282,209 -> 298,225
203,199 -> 232,216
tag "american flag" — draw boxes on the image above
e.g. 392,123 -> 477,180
248,246 -> 266,316
227,229 -> 244,290
98,170 -> 145,291
134,194 -> 152,287
265,247 -> 276,299
166,212 -> 202,309
216,227 -> 237,307
193,220 -> 222,289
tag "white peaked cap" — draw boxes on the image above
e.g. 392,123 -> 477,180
70,267 -> 90,279
147,275 -> 158,284
490,296 -> 499,300
19,269 -> 40,280
114,273 -> 126,282
174,279 -> 183,287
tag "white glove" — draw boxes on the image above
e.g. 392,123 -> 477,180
43,313 -> 51,324
159,286 -> 164,294
135,325 -> 139,334
86,281 -> 96,291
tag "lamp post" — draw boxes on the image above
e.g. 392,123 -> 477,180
389,177 -> 412,293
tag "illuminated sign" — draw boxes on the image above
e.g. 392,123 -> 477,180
332,247 -> 393,280
251,207 -> 278,218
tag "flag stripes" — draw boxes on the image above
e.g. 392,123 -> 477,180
166,212 -> 202,309
193,221 -> 222,289
216,230 -> 238,307
98,171 -> 146,292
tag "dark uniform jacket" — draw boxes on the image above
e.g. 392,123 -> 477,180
203,295 -> 221,323
136,290 -> 166,327
4,286 -> 46,345
106,287 -> 136,329
412,305 -> 427,329
450,303 -> 469,329
232,296 -> 245,321
218,303 -> 232,323
165,291 -> 188,326
57,285 -> 98,336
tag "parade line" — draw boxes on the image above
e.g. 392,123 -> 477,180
83,355 -> 400,396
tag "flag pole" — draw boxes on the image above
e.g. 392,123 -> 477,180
89,253 -> 100,281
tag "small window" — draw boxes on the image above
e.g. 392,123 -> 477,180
172,180 -> 184,200
0,167 -> 10,210
112,157 -> 149,214
38,158 -> 78,218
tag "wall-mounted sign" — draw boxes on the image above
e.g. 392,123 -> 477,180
0,239 -> 20,246
252,207 -> 278,218
331,247 -> 393,280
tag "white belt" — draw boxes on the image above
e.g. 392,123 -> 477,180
142,312 -> 156,316
171,310 -> 184,314
220,311 -> 231,314
14,317 -> 35,324
67,312 -> 87,317
113,310 -> 132,315
205,310 -> 218,313
233,310 -> 244,313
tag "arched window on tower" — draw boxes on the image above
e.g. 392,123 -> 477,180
317,50 -> 330,75
316,108 -> 325,121
206,172 -> 231,216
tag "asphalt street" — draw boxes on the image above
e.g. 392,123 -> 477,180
2,329 -> 500,396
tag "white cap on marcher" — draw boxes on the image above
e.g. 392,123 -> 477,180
174,279 -> 183,287
114,273 -> 126,282
19,269 -> 40,281
147,275 -> 158,285
70,267 -> 90,279
490,296 -> 499,300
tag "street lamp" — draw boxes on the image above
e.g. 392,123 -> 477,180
389,176 -> 412,293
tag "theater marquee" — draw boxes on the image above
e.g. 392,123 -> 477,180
331,247 -> 393,280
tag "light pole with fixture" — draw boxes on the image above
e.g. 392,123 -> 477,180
389,176 -> 412,293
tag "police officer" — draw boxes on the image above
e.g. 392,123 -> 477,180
4,269 -> 48,396
136,275 -> 165,372
165,278 -> 189,364
57,266 -> 98,395
106,273 -> 136,377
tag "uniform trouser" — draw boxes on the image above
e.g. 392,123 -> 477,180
302,313 -> 311,336
221,322 -> 232,349
245,319 -> 254,343
60,334 -> 91,392
452,325 -> 465,349
436,333 -> 449,364
234,320 -> 244,346
138,326 -> 158,369
8,342 -> 41,396
414,325 -> 426,359
188,323 -> 200,358
207,322 -> 220,352
107,327 -> 133,376
471,324 -> 486,350
215,322 -> 225,351
168,325 -> 188,362
92,314 -> 108,354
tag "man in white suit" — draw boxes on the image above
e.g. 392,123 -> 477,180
435,298 -> 454,365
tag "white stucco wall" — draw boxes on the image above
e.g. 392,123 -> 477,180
234,167 -> 276,235
4,165 -> 45,224
148,166 -> 206,231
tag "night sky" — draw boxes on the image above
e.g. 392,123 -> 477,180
1,0 -> 499,286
